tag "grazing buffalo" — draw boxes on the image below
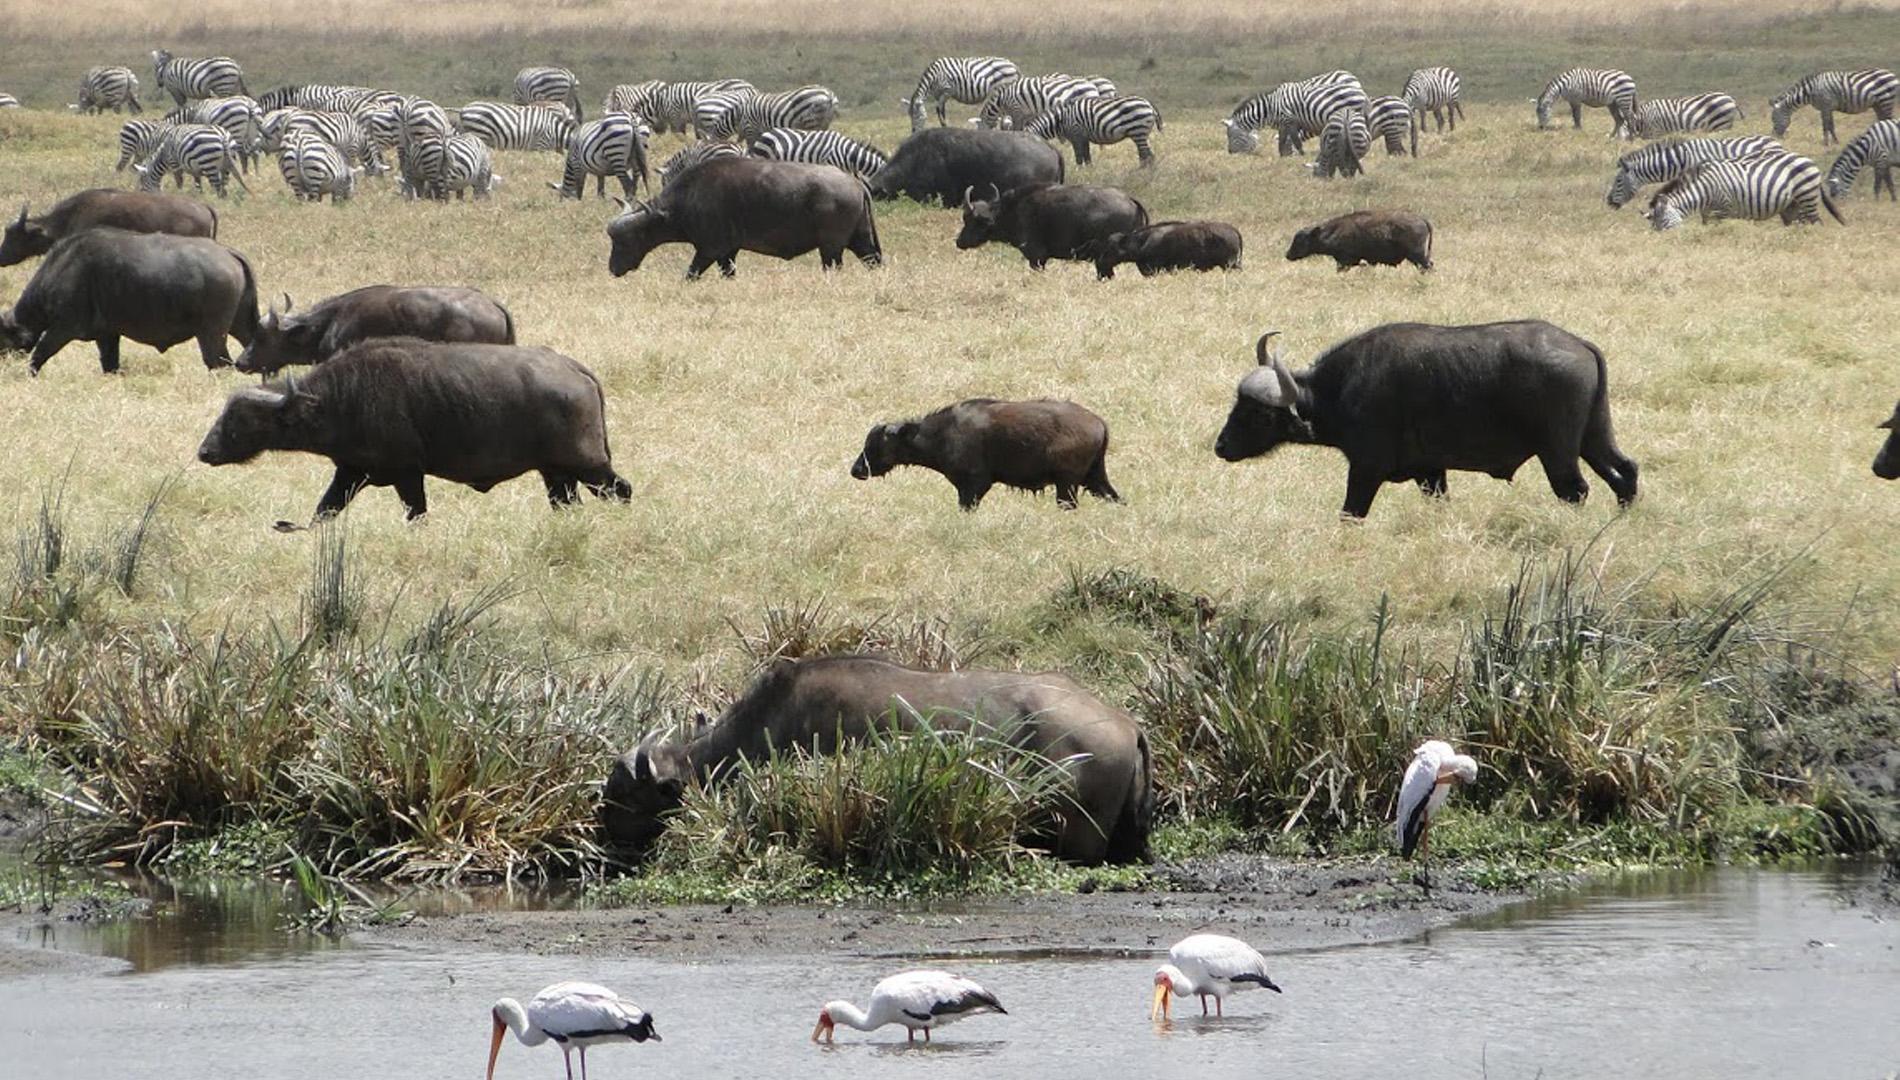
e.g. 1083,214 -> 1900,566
956,183 -> 1147,269
1286,210 -> 1433,271
605,156 -> 881,279
0,190 -> 217,266
0,228 -> 257,375
867,127 -> 1064,207
1089,220 -> 1243,280
851,397 -> 1120,510
196,338 -> 633,522
235,285 -> 516,374
1876,401 -> 1899,479
601,655 -> 1154,865
1215,323 -> 1640,518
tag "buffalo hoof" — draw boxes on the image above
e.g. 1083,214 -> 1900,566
272,520 -> 306,533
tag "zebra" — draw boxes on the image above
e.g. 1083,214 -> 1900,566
136,123 -> 247,197
73,66 -> 142,114
262,110 -> 382,174
694,88 -> 757,141
1310,109 -> 1371,179
1826,118 -> 1900,199
1258,73 -> 1366,156
549,113 -> 651,199
1024,94 -> 1162,166
256,84 -> 384,114
730,85 -> 839,143
401,131 -> 496,201
278,131 -> 356,202
1771,69 -> 1900,144
658,140 -> 742,187
150,50 -> 246,107
167,97 -> 264,171
1622,92 -> 1743,139
1534,68 -> 1636,134
747,128 -> 888,179
1605,134 -> 1784,208
653,79 -> 754,134
603,81 -> 665,127
1363,96 -> 1416,156
1402,66 -> 1463,134
979,73 -> 1111,130
903,56 -> 1020,131
455,101 -> 575,151
115,119 -> 175,172
514,66 -> 582,121
1643,152 -> 1841,229
0,94 -> 17,109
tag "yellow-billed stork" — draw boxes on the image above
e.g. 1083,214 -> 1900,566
1396,738 -> 1479,889
811,969 -> 1007,1044
1150,933 -> 1283,1019
487,981 -> 659,1080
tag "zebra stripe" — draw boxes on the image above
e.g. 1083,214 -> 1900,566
1025,94 -> 1161,166
262,110 -> 382,174
256,84 -> 386,114
1771,69 -> 1900,144
905,56 -> 1020,131
727,85 -> 839,143
150,50 -> 246,107
116,119 -> 175,171
456,101 -> 575,151
1224,71 -> 1363,155
550,113 -> 650,199
694,88 -> 756,141
1363,96 -> 1415,156
653,79 -> 754,134
1624,92 -> 1742,139
980,73 -> 1114,130
603,81 -> 664,126
1606,134 -> 1784,208
74,66 -> 142,114
137,123 -> 245,197
278,132 -> 356,202
0,94 -> 15,108
1644,152 -> 1839,229
1535,68 -> 1637,134
1402,66 -> 1462,134
1826,118 -> 1900,198
166,97 -> 264,171
1311,109 -> 1371,179
747,128 -> 888,179
659,140 -> 742,187
401,132 -> 496,201
514,66 -> 581,121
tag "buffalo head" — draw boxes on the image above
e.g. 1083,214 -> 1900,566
196,380 -> 321,466
1215,331 -> 1314,462
600,735 -> 693,850
0,204 -> 53,267
235,295 -> 316,374
0,308 -> 35,353
954,184 -> 1004,249
1285,226 -> 1323,262
1876,403 -> 1900,480
605,198 -> 670,276
850,420 -> 919,480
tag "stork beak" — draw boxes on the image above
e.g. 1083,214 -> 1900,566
1150,982 -> 1171,1021
487,1014 -> 505,1080
810,1017 -> 832,1043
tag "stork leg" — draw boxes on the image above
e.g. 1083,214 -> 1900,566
1414,820 -> 1434,893
924,1026 -> 931,1044
907,1029 -> 916,1044
1199,994 -> 1209,1016
1216,996 -> 1224,1017
579,1046 -> 588,1080
561,1046 -> 574,1080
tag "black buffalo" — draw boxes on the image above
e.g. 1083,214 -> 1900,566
867,127 -> 1065,208
1876,401 -> 1899,479
1089,220 -> 1243,280
956,183 -> 1147,269
0,190 -> 218,266
1215,322 -> 1640,518
851,397 -> 1120,510
0,228 -> 257,375
605,157 -> 881,279
1286,210 -> 1433,271
197,338 -> 633,522
235,285 -> 516,374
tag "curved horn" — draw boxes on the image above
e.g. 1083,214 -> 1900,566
613,195 -> 631,212
988,182 -> 1001,203
963,184 -> 976,207
14,203 -> 26,227
1255,330 -> 1282,366
280,292 -> 293,314
1273,353 -> 1300,409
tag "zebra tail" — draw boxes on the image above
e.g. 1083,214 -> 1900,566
1410,121 -> 1418,158
1822,186 -> 1846,224
1153,107 -> 1163,132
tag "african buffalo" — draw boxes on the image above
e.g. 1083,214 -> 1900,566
235,285 -> 516,374
0,228 -> 256,375
0,190 -> 217,266
956,183 -> 1147,269
851,398 -> 1119,510
605,156 -> 881,279
1089,220 -> 1242,280
867,127 -> 1065,207
196,338 -> 633,522
1215,323 -> 1640,518
1286,210 -> 1433,272
601,655 -> 1153,865
1876,401 -> 1899,479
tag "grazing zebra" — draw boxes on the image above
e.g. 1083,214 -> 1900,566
694,88 -> 757,141
549,113 -> 650,199
729,85 -> 839,143
1826,118 -> 1900,199
514,66 -> 582,121
74,66 -> 142,114
262,110 -> 382,174
1310,109 -> 1371,179
1363,96 -> 1416,156
1025,94 -> 1162,166
903,56 -> 1020,131
150,50 -> 246,107
658,140 -> 742,187
167,96 -> 264,171
402,131 -> 496,201
278,131 -> 356,202
748,128 -> 888,179
603,81 -> 664,127
257,84 -> 384,114
653,79 -> 754,134
1258,72 -> 1367,156
136,123 -> 246,197
116,119 -> 175,171
1402,66 -> 1463,133
1605,134 -> 1784,208
1770,69 -> 1900,144
979,73 -> 1110,130
1535,68 -> 1637,134
1644,152 -> 1841,229
1623,92 -> 1742,139
455,101 -> 575,151
0,94 -> 16,108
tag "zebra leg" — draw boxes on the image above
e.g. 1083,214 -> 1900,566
1134,134 -> 1154,167
1821,108 -> 1837,145
95,335 -> 123,375
1570,101 -> 1583,130
1434,106 -> 1446,132
1071,137 -> 1091,166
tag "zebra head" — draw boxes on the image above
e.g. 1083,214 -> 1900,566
1769,97 -> 1795,137
1606,165 -> 1639,208
1641,197 -> 1686,231
1223,118 -> 1261,155
899,95 -> 927,132
1532,94 -> 1552,130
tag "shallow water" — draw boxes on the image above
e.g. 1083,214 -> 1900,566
3,867 -> 1897,1079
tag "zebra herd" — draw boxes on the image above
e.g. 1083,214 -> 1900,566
1223,68 -> 1452,178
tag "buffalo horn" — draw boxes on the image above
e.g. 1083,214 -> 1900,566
14,203 -> 26,227
988,182 -> 1000,203
962,184 -> 975,208
1254,330 -> 1282,366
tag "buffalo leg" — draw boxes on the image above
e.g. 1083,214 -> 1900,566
684,250 -> 720,280
580,468 -> 633,502
1341,464 -> 1383,519
314,467 -> 370,519
95,335 -> 123,375
27,331 -> 73,375
819,247 -> 844,270
1085,458 -> 1121,502
1418,471 -> 1448,498
543,472 -> 582,507
391,472 -> 429,520
954,478 -> 992,511
196,330 -> 232,369
1582,441 -> 1639,507
847,225 -> 882,268
717,256 -> 737,277
1055,483 -> 1079,509
1540,452 -> 1590,504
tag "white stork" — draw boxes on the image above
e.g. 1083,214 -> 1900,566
1396,738 -> 1479,889
1151,933 -> 1283,1019
811,969 -> 1007,1043
488,981 -> 659,1080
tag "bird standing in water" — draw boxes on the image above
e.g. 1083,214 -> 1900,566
488,981 -> 659,1080
1150,933 -> 1283,1019
812,969 -> 1007,1043
1396,739 -> 1479,890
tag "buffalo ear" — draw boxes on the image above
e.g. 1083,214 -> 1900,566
896,420 -> 921,442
